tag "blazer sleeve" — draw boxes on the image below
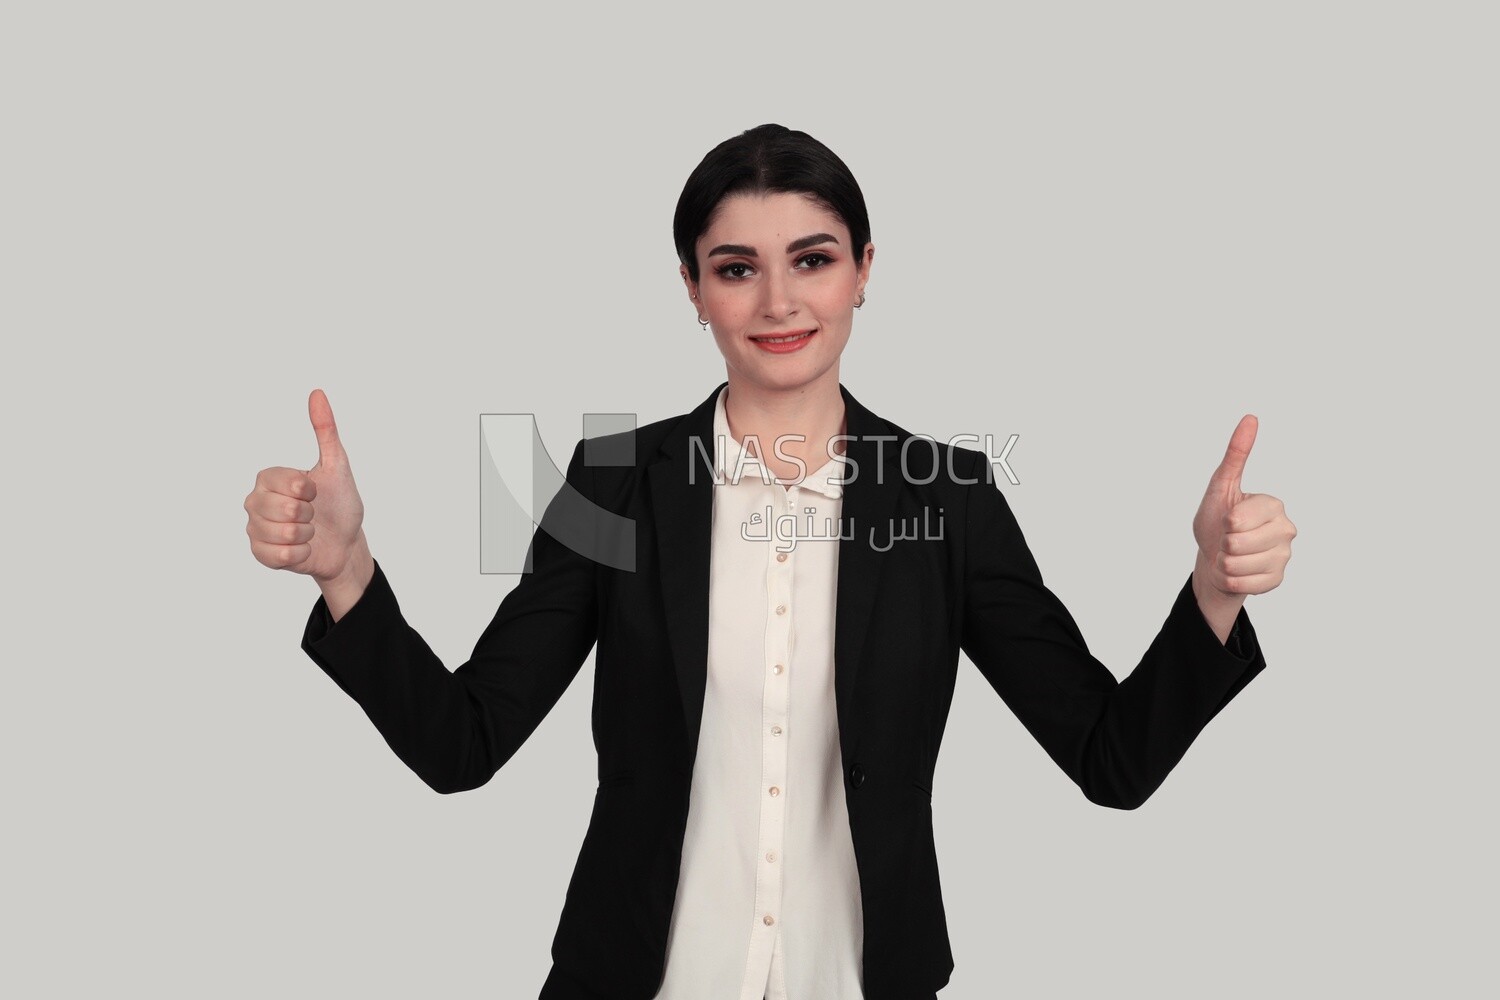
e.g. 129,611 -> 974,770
299,438 -> 600,794
959,450 -> 1266,810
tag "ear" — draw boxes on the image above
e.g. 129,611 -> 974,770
855,242 -> 875,296
680,264 -> 703,316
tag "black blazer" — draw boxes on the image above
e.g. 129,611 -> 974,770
301,381 -> 1266,1000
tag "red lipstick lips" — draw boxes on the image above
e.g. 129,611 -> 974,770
749,329 -> 816,354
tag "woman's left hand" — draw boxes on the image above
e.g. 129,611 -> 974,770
1192,415 -> 1297,600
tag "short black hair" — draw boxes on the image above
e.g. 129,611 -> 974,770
673,123 -> 871,284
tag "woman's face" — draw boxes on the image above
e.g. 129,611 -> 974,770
682,190 -> 873,398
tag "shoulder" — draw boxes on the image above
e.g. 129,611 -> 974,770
578,410 -> 684,468
860,410 -> 996,494
561,404 -> 702,509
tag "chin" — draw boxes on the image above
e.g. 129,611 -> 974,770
749,364 -> 836,393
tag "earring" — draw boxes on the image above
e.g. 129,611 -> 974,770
855,291 -> 866,308
698,316 -> 710,329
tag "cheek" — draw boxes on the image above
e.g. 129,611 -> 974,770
809,281 -> 856,318
815,268 -> 857,300
704,289 -> 752,324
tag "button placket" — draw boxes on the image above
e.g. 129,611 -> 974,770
753,481 -> 795,972
706,391 -> 863,1000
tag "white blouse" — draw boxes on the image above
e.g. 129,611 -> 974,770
655,385 -> 865,1000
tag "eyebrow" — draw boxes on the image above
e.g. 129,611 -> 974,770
706,232 -> 841,258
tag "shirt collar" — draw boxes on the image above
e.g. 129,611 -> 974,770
712,385 -> 847,499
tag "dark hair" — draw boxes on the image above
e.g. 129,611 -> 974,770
673,123 -> 871,284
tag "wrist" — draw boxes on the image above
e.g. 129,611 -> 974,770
1193,550 -> 1246,645
318,533 -> 375,621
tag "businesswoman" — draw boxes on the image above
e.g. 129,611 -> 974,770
244,124 -> 1296,1000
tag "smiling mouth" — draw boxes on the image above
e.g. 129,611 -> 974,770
749,331 -> 815,344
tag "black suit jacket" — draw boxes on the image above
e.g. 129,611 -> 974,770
301,381 -> 1266,999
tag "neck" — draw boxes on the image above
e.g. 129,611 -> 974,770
722,368 -> 848,482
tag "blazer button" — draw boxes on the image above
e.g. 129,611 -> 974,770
848,763 -> 865,788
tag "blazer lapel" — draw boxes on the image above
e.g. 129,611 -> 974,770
831,384 -> 904,752
648,384 -> 720,761
647,381 -> 903,761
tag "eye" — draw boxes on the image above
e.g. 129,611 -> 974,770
714,262 -> 755,281
796,252 -> 834,270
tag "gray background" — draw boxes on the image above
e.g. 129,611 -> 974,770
4,2 -> 1494,997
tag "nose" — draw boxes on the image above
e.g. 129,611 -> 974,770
760,264 -> 797,321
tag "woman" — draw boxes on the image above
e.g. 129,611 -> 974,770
244,124 -> 1296,1000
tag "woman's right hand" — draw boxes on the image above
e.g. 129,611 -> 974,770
244,389 -> 372,595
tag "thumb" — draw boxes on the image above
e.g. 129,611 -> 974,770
308,388 -> 348,468
1208,414 -> 1258,495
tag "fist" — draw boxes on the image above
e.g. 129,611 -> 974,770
244,388 -> 367,583
1192,414 -> 1297,597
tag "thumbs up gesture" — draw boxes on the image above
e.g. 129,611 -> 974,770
244,389 -> 370,585
1192,415 -> 1297,600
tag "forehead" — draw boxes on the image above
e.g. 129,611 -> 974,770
699,190 -> 849,245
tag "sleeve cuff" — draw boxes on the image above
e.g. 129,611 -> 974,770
300,559 -> 402,691
1171,570 -> 1265,670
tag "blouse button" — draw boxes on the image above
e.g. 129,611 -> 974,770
770,725 -> 782,736
775,604 -> 787,616
776,552 -> 788,562
772,664 -> 784,675
763,914 -> 775,926
769,786 -> 780,797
